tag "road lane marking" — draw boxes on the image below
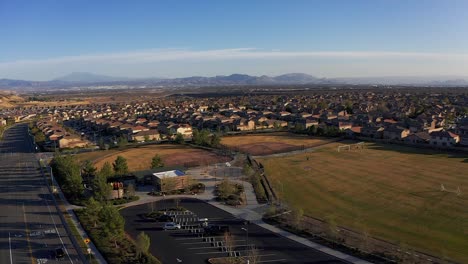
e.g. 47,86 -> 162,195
42,180 -> 74,263
9,232 -> 13,264
23,203 -> 35,264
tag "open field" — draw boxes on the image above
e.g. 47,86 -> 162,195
257,142 -> 468,262
76,144 -> 230,171
221,132 -> 330,155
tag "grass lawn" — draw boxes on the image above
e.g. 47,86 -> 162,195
221,132 -> 329,155
76,144 -> 230,171
257,142 -> 468,262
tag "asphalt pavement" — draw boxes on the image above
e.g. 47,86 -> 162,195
121,198 -> 347,264
0,124 -> 84,264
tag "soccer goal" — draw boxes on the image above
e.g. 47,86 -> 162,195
440,184 -> 462,196
337,145 -> 350,152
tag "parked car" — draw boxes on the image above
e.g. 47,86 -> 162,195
204,225 -> 230,235
163,222 -> 181,230
158,214 -> 174,222
53,247 -> 65,259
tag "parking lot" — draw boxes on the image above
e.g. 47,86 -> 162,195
120,198 -> 346,264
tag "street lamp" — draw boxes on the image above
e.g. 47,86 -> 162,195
241,227 -> 248,246
241,227 -> 249,264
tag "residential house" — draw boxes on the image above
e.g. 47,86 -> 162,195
383,127 -> 410,140
404,132 -> 431,144
131,129 -> 161,142
429,131 -> 460,147
361,126 -> 384,139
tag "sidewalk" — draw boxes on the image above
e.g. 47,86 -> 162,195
123,163 -> 371,264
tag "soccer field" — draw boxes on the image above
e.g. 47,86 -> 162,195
257,142 -> 468,262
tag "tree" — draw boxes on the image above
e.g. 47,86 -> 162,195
113,156 -> 129,176
52,154 -> 84,202
66,165 -> 84,201
144,134 -> 150,142
136,231 -> 151,258
223,231 -> 235,258
217,178 -> 236,200
308,125 -> 317,135
99,161 -> 114,178
82,160 -> 97,179
246,245 -> 260,264
174,133 -> 184,144
99,205 -> 125,247
85,197 -> 102,228
210,133 -> 221,147
117,136 -> 128,148
150,154 -> 164,169
324,214 -> 339,242
93,171 -> 112,201
290,207 -> 304,228
34,131 -> 46,143
98,137 -> 105,150
126,183 -> 135,198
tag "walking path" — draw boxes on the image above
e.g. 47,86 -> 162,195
121,162 -> 371,264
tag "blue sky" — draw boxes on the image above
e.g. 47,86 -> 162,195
1,0 -> 468,80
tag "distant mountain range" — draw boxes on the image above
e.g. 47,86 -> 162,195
1,72 -> 468,90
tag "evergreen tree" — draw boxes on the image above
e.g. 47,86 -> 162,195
82,160 -> 97,179
174,133 -> 184,144
99,161 -> 114,178
93,171 -> 112,201
113,156 -> 129,176
150,154 -> 164,169
85,197 -> 102,227
99,205 -> 125,247
136,232 -> 151,258
210,133 -> 221,147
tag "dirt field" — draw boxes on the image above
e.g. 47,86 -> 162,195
257,142 -> 468,263
221,133 -> 330,155
76,144 -> 230,172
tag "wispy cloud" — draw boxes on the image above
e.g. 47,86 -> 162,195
2,48 -> 468,68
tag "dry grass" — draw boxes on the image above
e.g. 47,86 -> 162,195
76,144 -> 230,172
221,133 -> 328,155
257,142 -> 468,262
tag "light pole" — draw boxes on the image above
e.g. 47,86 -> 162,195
241,227 -> 249,264
241,227 -> 248,246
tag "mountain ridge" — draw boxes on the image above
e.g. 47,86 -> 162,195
1,72 -> 467,90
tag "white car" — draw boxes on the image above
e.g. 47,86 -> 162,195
163,222 -> 181,230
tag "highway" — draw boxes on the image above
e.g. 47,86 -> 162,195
0,124 -> 84,264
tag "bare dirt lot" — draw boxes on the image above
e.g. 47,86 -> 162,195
77,144 -> 230,171
221,133 -> 330,155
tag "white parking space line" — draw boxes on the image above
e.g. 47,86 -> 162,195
195,251 -> 231,255
183,239 -> 245,245
174,237 -> 204,241
258,259 -> 287,263
188,246 -> 222,250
